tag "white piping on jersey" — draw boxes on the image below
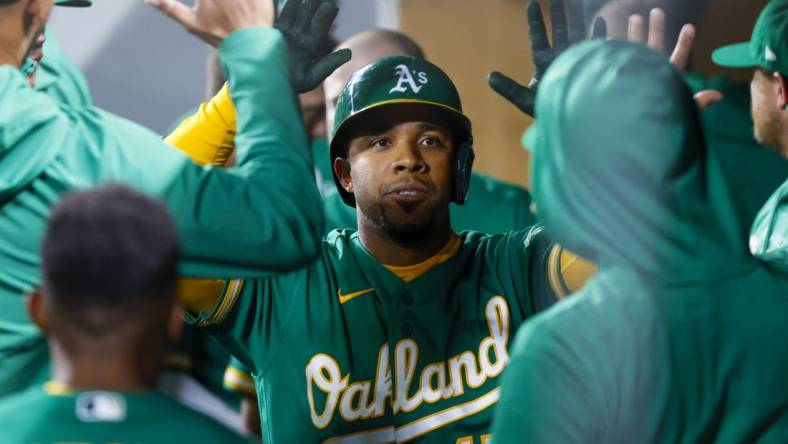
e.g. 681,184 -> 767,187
306,297 -> 510,432
323,387 -> 501,444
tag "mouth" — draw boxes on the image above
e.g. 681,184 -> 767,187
384,183 -> 431,204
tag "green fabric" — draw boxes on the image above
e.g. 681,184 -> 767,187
323,172 -> 536,234
0,27 -> 323,396
712,0 -> 788,76
0,385 -> 250,443
493,40 -> 788,443
204,228 -> 557,443
35,30 -> 92,107
751,179 -> 788,271
684,73 -> 788,250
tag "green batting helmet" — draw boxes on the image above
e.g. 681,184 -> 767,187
329,55 -> 475,207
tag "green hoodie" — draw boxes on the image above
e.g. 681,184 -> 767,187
492,40 -> 788,443
0,27 -> 323,396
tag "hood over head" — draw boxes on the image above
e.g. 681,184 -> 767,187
529,40 -> 745,277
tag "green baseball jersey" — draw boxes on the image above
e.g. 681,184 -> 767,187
0,27 -> 323,396
35,30 -> 92,107
0,383 -> 252,444
196,228 -> 564,443
324,172 -> 536,234
750,178 -> 788,272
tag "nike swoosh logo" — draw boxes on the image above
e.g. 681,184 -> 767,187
338,288 -> 375,304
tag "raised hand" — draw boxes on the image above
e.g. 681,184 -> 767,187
626,8 -> 722,109
275,0 -> 351,93
145,0 -> 276,47
488,0 -> 605,117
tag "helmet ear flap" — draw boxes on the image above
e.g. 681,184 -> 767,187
452,141 -> 475,205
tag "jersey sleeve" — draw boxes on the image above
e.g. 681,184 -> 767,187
180,271 -> 300,377
0,27 -> 324,278
166,83 -> 237,167
483,227 -> 596,317
491,313 -> 602,443
223,356 -> 256,398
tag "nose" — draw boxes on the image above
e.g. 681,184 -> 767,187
392,142 -> 427,174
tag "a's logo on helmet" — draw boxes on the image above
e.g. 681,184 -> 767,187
389,64 -> 429,94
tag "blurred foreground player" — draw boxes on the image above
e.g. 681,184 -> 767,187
713,0 -> 788,271
0,185 -> 250,444
493,40 -> 788,443
0,0 -> 324,396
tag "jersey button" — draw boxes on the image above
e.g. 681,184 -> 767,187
402,292 -> 414,305
401,323 -> 414,337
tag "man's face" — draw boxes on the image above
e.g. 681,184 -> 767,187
751,69 -> 783,149
339,108 -> 455,242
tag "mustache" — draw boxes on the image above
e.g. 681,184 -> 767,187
380,177 -> 435,195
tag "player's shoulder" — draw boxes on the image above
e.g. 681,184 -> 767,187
514,269 -> 656,355
0,385 -> 48,419
460,224 -> 551,254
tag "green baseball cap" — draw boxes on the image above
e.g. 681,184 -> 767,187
712,0 -> 788,76
330,55 -> 473,206
55,0 -> 92,6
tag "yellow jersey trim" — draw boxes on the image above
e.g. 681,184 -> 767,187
384,233 -> 461,283
547,246 -> 597,299
43,381 -> 74,396
223,366 -> 256,397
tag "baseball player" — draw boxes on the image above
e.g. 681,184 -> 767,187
0,185 -> 251,444
0,0 -> 330,396
712,0 -> 788,272
492,38 -> 788,443
210,28 -> 546,433
173,54 -> 594,443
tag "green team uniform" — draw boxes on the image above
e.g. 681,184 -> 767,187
196,56 -> 582,442
684,73 -> 788,244
0,383 -> 251,444
202,228 -> 558,443
35,30 -> 92,106
711,0 -> 788,273
0,27 -> 323,396
493,40 -> 788,443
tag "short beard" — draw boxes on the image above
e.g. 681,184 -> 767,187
362,201 -> 437,244
753,105 -> 781,150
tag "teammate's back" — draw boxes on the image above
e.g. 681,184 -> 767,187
0,384 -> 251,444
0,184 -> 249,443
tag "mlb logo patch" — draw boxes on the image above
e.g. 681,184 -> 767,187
76,391 -> 127,422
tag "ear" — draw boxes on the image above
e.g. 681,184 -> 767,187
775,72 -> 788,110
26,291 -> 47,333
167,304 -> 185,344
22,0 -> 51,35
334,157 -> 353,195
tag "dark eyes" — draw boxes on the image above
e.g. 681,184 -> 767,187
371,138 -> 392,148
420,136 -> 443,146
